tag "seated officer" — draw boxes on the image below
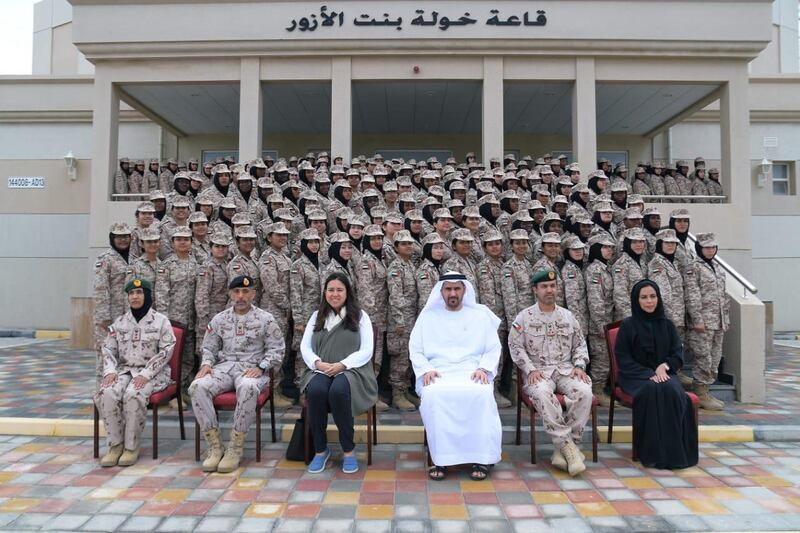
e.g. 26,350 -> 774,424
94,278 -> 176,467
508,269 -> 593,476
189,275 -> 285,473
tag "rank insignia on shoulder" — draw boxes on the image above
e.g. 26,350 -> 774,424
479,267 -> 487,274
390,271 -> 399,277
653,268 -> 662,274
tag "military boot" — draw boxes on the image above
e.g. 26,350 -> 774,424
100,444 -> 123,467
592,382 -> 611,408
550,447 -> 567,471
405,391 -> 421,408
694,382 -> 724,411
118,447 -> 140,467
560,440 -> 586,477
677,370 -> 694,389
217,430 -> 247,473
494,383 -> 512,408
393,390 -> 416,411
202,427 -> 225,472
272,390 -> 293,409
375,398 -> 390,412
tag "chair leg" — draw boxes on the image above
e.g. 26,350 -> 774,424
302,405 -> 311,464
194,416 -> 200,462
177,392 -> 186,440
423,429 -> 431,468
515,397 -> 522,446
93,405 -> 99,459
367,409 -> 373,466
269,390 -> 276,443
372,405 -> 378,445
530,407 -> 537,464
152,405 -> 159,460
631,421 -> 638,462
256,406 -> 262,463
607,397 -> 616,444
591,402 -> 598,463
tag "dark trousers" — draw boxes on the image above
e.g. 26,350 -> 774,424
307,373 -> 354,454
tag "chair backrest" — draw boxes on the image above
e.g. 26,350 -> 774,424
170,325 -> 185,384
604,321 -> 622,388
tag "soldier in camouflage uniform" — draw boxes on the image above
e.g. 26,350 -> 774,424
290,229 -> 322,374
158,196 -> 192,260
685,233 -> 729,411
416,232 -> 445,311
442,228 -> 479,295
159,158 -> 178,193
258,223 -> 294,408
705,168 -> 724,203
476,229 -> 512,407
195,233 -> 231,359
189,212 -> 211,265
113,158 -> 131,195
356,225 -> 390,411
501,229 -> 535,329
532,232 -> 566,307
93,223 -> 133,385
130,201 -> 157,258
584,233 -> 615,405
632,166 -> 651,196
210,198 -> 237,240
612,228 -> 647,321
125,228 -> 161,298
561,236 -> 589,339
155,226 -> 198,394
95,278 -> 175,467
144,159 -> 160,192
227,226 -> 261,303
321,232 -> 358,297
668,208 -> 695,275
386,230 -> 418,411
431,208 -> 455,262
190,275 -> 285,473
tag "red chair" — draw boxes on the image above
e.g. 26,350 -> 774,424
194,369 -> 276,463
301,326 -> 379,465
604,321 -> 700,461
515,368 -> 599,464
93,325 -> 186,460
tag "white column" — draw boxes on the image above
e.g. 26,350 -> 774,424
719,65 -> 750,209
238,57 -> 263,162
331,57 -> 352,163
482,57 -> 504,163
572,58 -> 597,178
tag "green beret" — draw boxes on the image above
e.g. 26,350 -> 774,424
124,278 -> 152,293
531,269 -> 557,286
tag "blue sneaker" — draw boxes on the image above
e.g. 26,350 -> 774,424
342,454 -> 359,474
307,448 -> 330,474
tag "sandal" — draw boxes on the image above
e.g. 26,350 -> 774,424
470,464 -> 490,481
428,465 -> 447,480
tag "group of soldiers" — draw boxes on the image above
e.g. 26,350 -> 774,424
95,150 -> 730,418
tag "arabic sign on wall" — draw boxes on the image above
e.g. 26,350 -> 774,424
287,5 -> 547,32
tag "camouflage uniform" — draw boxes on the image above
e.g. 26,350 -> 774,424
113,158 -> 130,195
195,236 -> 230,358
647,229 -> 686,333
386,231 -> 418,395
94,308 -> 175,450
355,226 -> 389,371
508,304 -> 592,448
415,258 -> 441,311
93,223 -> 132,384
442,228 -> 479,297
158,159 -> 177,193
476,232 -> 508,395
500,235 -> 535,327
189,306 -> 284,433
561,237 -> 589,337
320,232 -> 359,298
143,160 -> 160,192
612,229 -> 647,321
289,241 -> 321,356
258,224 -> 293,387
155,238 -> 198,391
532,232 -> 566,307
584,236 -> 615,388
685,233 -> 730,386
228,228 -> 261,303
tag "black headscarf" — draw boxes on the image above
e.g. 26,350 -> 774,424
592,211 -> 612,233
656,240 -> 675,263
154,204 -> 166,221
423,243 -> 443,268
333,185 -> 349,205
668,217 -> 690,245
643,214 -> 660,236
566,248 -> 583,269
623,237 -> 642,265
329,241 -> 348,269
627,279 -> 671,370
695,241 -> 716,268
404,218 -> 422,242
570,190 -> 587,209
212,173 -> 229,197
109,233 -> 130,264
218,209 -> 234,228
588,175 -> 603,195
479,202 -> 497,225
588,242 -> 608,265
130,286 -> 153,323
300,237 -> 319,269
363,235 -> 383,260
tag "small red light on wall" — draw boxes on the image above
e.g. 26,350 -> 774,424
413,66 -> 420,73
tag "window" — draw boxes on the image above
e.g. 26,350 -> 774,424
550,151 -> 628,169
200,150 -> 279,164
772,163 -> 791,196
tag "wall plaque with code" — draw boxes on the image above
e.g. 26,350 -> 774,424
8,177 -> 46,189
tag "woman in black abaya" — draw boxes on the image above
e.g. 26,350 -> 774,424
614,279 -> 698,469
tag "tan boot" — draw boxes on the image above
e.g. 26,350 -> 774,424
560,441 -> 586,477
393,391 -> 416,411
592,383 -> 611,408
677,371 -> 694,389
272,391 -> 293,408
494,386 -> 512,408
694,382 -> 724,411
405,391 -> 421,408
118,447 -> 140,467
217,430 -> 247,473
202,427 -> 225,472
550,447 -> 567,471
375,398 -> 390,412
100,444 -> 123,467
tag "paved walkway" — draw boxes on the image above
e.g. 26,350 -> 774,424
1,435 -> 800,532
0,340 -> 798,431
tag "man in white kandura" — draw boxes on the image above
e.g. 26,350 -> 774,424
410,271 -> 503,481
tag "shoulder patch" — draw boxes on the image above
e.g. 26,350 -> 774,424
512,321 -> 522,331
233,265 -> 241,271
206,324 -> 213,333
418,273 -> 428,280
108,325 -> 116,336
157,268 -> 166,274
161,332 -> 172,343
479,267 -> 487,274
614,267 -> 622,273
567,272 -> 576,279
95,261 -> 103,269
291,267 -> 298,273
390,271 -> 399,277
198,271 -> 206,277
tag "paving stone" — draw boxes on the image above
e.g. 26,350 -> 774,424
80,513 -> 129,531
157,516 -> 201,532
118,516 -> 163,531
194,516 -> 241,532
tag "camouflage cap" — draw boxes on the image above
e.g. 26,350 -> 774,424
534,187 -> 551,197
136,201 -> 156,213
266,193 -> 285,204
119,157 -> 130,164
623,228 -> 647,241
562,235 -> 585,250
405,209 -> 425,222
709,168 -> 719,175
509,229 -> 530,241
610,181 -> 629,193
188,212 -> 208,224
567,163 -> 581,172
574,214 -> 594,226
273,162 -> 289,173
451,227 -> 474,243
274,208 -> 295,221
540,232 -> 562,245
433,207 -> 453,220
231,213 -> 251,226
213,164 -> 230,174
539,165 -> 554,175
446,199 -> 464,209
307,209 -> 327,221
393,230 -> 416,244
573,183 -> 589,193
281,180 -> 299,191
588,233 -> 615,247
588,169 -> 607,179
482,229 -> 503,243
300,189 -> 319,202
463,206 -> 481,219
499,190 -> 520,201
421,232 -> 445,246
635,166 -> 647,174
171,196 -> 192,209
314,174 -> 331,184
299,228 -> 321,241
189,172 -> 204,183
534,157 -> 546,165
527,200 -> 545,211
511,211 -> 533,223
173,171 -> 190,182
396,176 -> 413,187
209,232 -> 231,246
594,201 -> 615,213
256,177 -> 273,189
382,180 -> 398,192
171,226 -> 192,239
149,190 -> 166,201
384,212 -> 404,225
676,160 -> 689,168
398,192 -> 417,204
449,179 -> 467,191
251,158 -> 268,169
478,195 -> 500,207
234,226 -> 257,239
236,173 -> 253,182
628,194 -> 644,205
642,206 -> 661,217
666,162 -> 677,171
669,208 -> 691,220
623,207 -> 643,219
348,214 -> 367,227
696,232 -> 718,247
541,212 -> 562,224
422,196 -> 442,207
363,224 -> 384,237
370,206 -> 387,218
266,222 -> 290,236
218,197 -> 237,210
552,195 -> 569,206
655,228 -> 680,243
476,182 -> 495,195
166,158 -> 179,166
139,227 -> 160,241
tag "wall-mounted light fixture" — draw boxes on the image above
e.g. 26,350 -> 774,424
64,151 -> 77,181
756,157 -> 771,188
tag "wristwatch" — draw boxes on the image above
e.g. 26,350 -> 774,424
258,361 -> 269,371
